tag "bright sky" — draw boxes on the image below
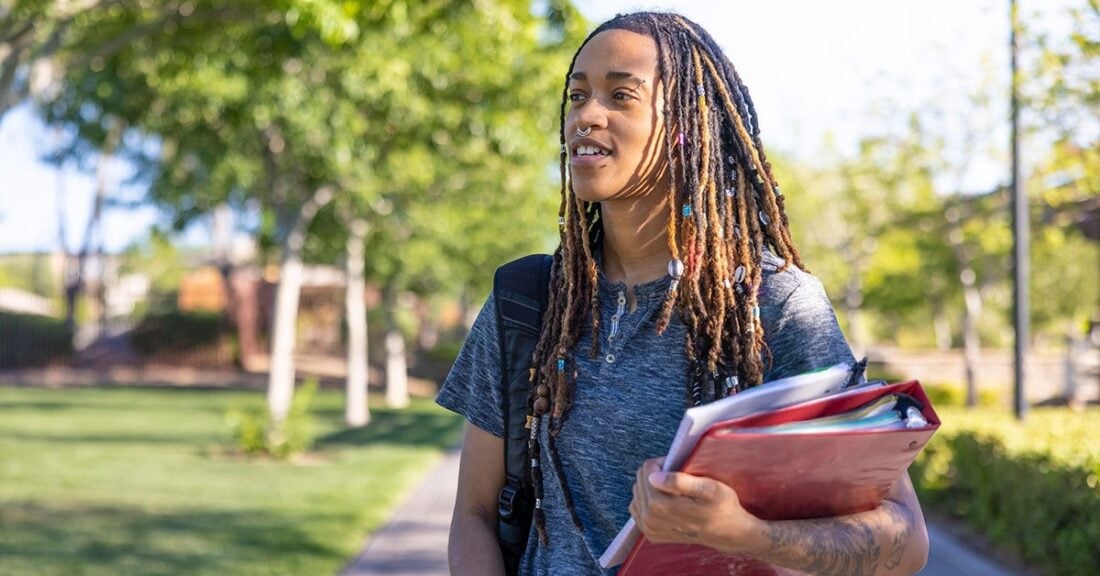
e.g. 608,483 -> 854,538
0,0 -> 1075,254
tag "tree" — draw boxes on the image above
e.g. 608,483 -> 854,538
41,0 -> 352,420
300,0 -> 583,410
42,0 -> 586,421
1,0 -> 98,121
1025,0 -> 1099,339
781,125 -> 932,353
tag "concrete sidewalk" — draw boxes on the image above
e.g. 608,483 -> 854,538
339,450 -> 1024,576
340,449 -> 460,576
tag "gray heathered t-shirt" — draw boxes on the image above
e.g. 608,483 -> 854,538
436,252 -> 855,576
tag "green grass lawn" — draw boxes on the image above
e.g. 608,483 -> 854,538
0,385 -> 464,576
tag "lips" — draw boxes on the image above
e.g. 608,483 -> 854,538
570,137 -> 612,166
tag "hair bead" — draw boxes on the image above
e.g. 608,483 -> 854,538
668,258 -> 685,279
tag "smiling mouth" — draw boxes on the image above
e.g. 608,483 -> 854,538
573,145 -> 612,158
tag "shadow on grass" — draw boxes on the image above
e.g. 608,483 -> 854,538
3,432 -> 219,446
0,389 -> 255,415
0,401 -> 75,412
0,500 -> 346,576
315,409 -> 463,450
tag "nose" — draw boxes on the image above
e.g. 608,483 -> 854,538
570,96 -> 609,135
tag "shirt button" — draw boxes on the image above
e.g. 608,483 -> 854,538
605,354 -> 615,364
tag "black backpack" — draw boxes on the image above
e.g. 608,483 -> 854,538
492,254 -> 552,576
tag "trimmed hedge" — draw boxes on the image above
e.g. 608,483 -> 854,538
0,312 -> 72,367
912,407 -> 1100,575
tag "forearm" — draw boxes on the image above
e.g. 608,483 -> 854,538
448,511 -> 507,576
725,499 -> 927,576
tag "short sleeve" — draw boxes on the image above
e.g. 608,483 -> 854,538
763,274 -> 855,382
435,293 -> 506,437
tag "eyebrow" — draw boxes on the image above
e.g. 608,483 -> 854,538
569,71 -> 647,85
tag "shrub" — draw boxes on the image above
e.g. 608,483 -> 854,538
0,312 -> 72,367
130,310 -> 235,366
227,379 -> 318,460
921,383 -> 1003,408
131,310 -> 222,353
912,407 -> 1100,575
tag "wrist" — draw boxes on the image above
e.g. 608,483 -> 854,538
707,510 -> 769,556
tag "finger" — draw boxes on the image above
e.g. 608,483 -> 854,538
636,458 -> 662,504
629,494 -> 649,533
632,473 -> 646,512
651,471 -> 718,500
637,457 -> 658,490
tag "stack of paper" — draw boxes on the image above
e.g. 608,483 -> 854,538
600,363 -> 866,568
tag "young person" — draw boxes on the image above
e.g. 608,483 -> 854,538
439,11 -> 929,576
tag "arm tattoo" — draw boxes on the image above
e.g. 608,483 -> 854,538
882,500 -> 915,570
765,517 -> 880,576
763,500 -> 916,576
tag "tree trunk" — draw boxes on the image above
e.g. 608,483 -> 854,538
840,239 -> 865,353
961,270 -> 982,408
266,186 -> 333,422
95,255 -> 108,339
457,290 -> 473,337
383,289 -> 409,409
231,269 -> 260,370
63,122 -> 117,338
933,307 -> 952,352
415,296 -> 438,351
1062,324 -> 1078,408
212,204 -> 237,336
344,218 -> 370,427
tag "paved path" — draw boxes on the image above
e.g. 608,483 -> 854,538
340,449 -> 460,576
921,523 -> 1022,576
339,450 -> 1023,576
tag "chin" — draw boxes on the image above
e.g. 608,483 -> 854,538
570,179 -> 616,203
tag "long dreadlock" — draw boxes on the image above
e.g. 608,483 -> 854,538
525,11 -> 805,545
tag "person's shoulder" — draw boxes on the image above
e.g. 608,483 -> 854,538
759,250 -> 816,306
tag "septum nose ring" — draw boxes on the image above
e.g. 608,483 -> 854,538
576,126 -> 592,137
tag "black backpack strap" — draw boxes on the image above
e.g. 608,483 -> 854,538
493,253 -> 552,574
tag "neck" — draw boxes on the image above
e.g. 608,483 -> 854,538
598,192 -> 672,290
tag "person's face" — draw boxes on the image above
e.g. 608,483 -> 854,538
566,29 -> 668,203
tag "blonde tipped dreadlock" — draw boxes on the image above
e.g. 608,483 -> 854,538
526,12 -> 806,545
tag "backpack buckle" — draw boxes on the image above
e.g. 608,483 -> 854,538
498,484 -> 519,520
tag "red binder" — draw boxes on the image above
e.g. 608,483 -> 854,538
617,380 -> 940,576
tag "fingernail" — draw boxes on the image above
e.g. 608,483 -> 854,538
649,472 -> 666,486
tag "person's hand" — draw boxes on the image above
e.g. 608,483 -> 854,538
629,457 -> 764,554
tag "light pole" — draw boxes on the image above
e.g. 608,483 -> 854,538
1010,0 -> 1029,420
